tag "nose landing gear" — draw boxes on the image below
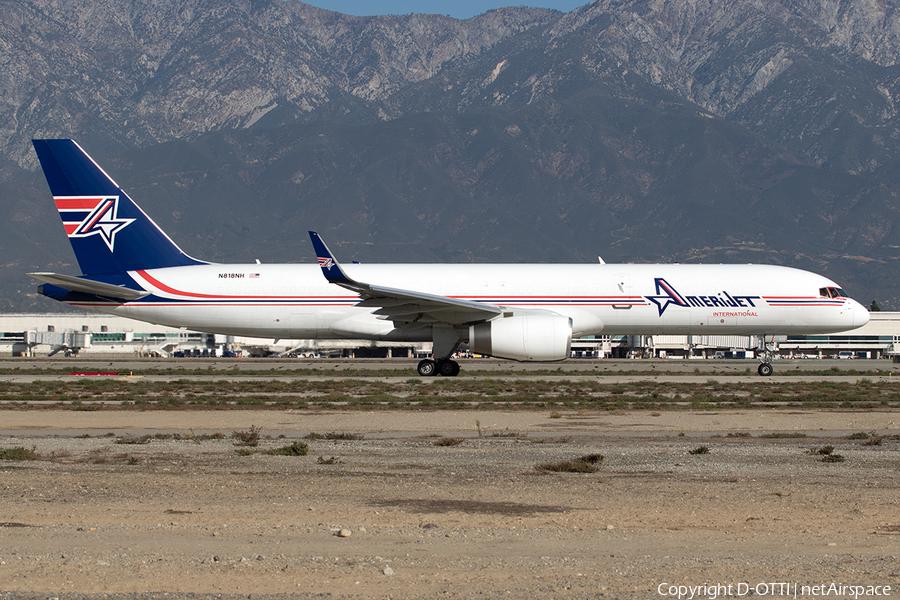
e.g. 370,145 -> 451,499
755,335 -> 782,377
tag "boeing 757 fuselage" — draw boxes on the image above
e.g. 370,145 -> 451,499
29,139 -> 869,376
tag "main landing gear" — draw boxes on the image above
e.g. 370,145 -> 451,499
417,358 -> 460,377
757,362 -> 773,377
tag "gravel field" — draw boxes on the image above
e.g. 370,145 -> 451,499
1,407 -> 898,599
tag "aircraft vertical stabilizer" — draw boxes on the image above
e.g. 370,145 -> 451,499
32,139 -> 205,275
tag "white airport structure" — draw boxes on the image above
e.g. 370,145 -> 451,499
572,311 -> 900,360
0,312 -> 419,358
0,311 -> 896,360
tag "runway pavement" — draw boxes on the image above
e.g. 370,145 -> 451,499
0,356 -> 896,383
0,356 -> 896,372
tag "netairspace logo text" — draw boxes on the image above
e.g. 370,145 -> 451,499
657,582 -> 892,599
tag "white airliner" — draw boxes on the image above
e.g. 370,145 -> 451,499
29,139 -> 869,376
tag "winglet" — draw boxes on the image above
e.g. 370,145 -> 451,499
308,231 -> 354,286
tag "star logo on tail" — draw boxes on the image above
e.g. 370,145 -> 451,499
68,197 -> 135,251
318,257 -> 335,270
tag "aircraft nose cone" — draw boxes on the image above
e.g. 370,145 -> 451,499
850,299 -> 870,329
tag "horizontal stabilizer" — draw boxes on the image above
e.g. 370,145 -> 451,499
28,272 -> 148,301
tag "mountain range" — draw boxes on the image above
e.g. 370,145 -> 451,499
2,0 -> 900,312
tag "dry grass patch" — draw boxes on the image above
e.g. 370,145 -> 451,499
0,446 -> 37,460
433,437 -> 465,447
821,454 -> 846,463
304,432 -> 364,440
536,453 -> 603,473
116,435 -> 152,445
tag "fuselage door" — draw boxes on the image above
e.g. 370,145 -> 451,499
613,274 -> 632,309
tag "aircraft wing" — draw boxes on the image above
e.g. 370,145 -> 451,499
28,272 -> 149,301
308,232 -> 502,325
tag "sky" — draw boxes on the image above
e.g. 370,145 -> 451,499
300,1 -> 588,20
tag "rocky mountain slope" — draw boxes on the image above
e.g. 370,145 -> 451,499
1,0 -> 555,167
2,0 -> 900,311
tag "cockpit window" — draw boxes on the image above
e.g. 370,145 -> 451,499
819,287 -> 846,299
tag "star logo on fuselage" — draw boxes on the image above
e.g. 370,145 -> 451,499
70,197 -> 135,252
645,278 -> 690,316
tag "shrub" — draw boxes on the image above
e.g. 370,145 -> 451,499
233,425 -> 261,447
263,442 -> 309,456
0,446 -> 37,460
578,453 -> 604,464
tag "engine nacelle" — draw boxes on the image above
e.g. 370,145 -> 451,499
469,314 -> 572,362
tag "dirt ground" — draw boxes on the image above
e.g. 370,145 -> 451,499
1,408 -> 898,599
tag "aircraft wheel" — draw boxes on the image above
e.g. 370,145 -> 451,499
438,359 -> 460,377
757,362 -> 773,377
417,359 -> 437,377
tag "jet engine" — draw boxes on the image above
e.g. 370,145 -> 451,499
468,314 -> 572,362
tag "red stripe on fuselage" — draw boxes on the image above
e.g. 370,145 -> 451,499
136,270 -> 352,301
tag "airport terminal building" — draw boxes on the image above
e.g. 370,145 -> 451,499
0,313 -> 419,359
573,312 -> 900,360
0,311 -> 897,361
